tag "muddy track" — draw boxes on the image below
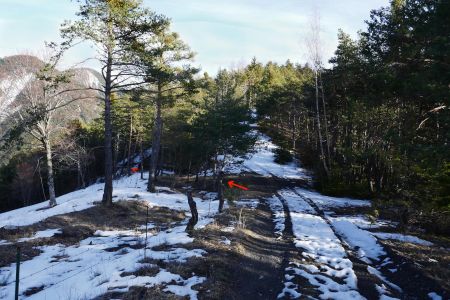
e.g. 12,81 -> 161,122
215,198 -> 299,300
289,188 -> 402,299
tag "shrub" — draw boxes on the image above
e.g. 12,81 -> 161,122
274,148 -> 293,165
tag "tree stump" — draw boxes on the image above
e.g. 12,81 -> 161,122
185,190 -> 198,233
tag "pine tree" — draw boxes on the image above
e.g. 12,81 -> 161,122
59,0 -> 168,205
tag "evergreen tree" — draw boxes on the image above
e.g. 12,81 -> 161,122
59,0 -> 168,205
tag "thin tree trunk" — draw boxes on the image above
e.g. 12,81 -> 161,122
315,70 -> 329,177
44,138 -> 57,207
140,136 -> 144,180
126,114 -> 133,176
102,51 -> 113,206
147,83 -> 163,192
217,171 -> 224,212
77,160 -> 86,189
319,72 -> 331,169
292,112 -> 296,150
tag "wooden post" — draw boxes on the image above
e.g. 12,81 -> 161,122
15,246 -> 20,300
144,205 -> 149,259
185,190 -> 198,233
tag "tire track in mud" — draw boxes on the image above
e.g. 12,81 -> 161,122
246,165 -> 388,298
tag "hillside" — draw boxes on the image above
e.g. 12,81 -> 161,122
0,131 -> 447,299
0,55 -> 103,125
0,0 -> 448,299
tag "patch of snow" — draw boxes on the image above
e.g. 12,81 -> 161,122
94,229 -> 137,237
428,292 -> 443,300
137,223 -> 155,230
220,237 -> 231,245
277,189 -> 364,299
234,198 -> 259,209
329,215 -> 396,229
367,266 -> 402,293
0,172 -> 219,229
294,188 -> 371,210
240,132 -> 311,180
164,275 -> 205,300
221,226 -> 235,232
278,281 -> 301,299
0,224 -> 206,299
372,232 -> 433,246
266,195 -> 285,236
329,218 -> 386,263
18,228 -> 62,242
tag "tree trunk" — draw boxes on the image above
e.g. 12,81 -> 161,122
185,190 -> 198,233
44,138 -> 57,207
113,132 -> 120,177
139,137 -> 144,180
315,70 -> 330,177
319,72 -> 331,169
126,114 -> 133,176
147,83 -> 163,192
102,51 -> 113,206
217,172 -> 224,212
77,160 -> 86,189
292,112 -> 296,150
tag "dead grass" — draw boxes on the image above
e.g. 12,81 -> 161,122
0,200 -> 185,268
380,239 -> 450,294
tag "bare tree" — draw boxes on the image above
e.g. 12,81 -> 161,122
305,9 -> 330,176
6,51 -> 96,207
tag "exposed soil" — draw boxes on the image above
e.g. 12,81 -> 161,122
0,201 -> 185,268
1,173 -> 449,299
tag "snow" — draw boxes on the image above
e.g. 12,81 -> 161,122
266,195 -> 285,236
372,232 -> 433,246
164,276 -> 206,300
220,226 -> 235,232
234,198 -> 259,209
330,218 -> 386,263
294,188 -> 370,210
240,132 -> 311,180
428,292 -> 443,300
220,237 -> 231,245
0,224 -> 207,299
0,172 -> 220,299
277,189 -> 364,299
18,229 -> 62,242
367,266 -> 402,293
0,172 -> 218,229
327,215 -> 397,229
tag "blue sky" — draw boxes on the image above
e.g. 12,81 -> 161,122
0,0 -> 389,74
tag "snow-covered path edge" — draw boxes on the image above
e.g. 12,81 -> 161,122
0,173 -> 219,299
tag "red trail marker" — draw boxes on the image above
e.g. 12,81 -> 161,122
227,180 -> 249,190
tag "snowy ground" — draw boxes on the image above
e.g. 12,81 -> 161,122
0,128 -> 444,300
272,187 -> 440,300
0,173 -> 219,299
238,132 -> 441,300
224,131 -> 311,181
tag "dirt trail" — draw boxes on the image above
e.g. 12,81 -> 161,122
192,173 -> 380,299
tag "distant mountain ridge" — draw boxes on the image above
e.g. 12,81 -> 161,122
0,55 -> 103,124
